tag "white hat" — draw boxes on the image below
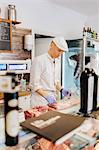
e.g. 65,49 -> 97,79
52,36 -> 68,52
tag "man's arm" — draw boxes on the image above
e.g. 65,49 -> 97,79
36,88 -> 56,104
36,88 -> 48,97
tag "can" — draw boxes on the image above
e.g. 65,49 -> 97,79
8,5 -> 17,21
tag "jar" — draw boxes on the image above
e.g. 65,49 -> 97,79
8,5 -> 17,21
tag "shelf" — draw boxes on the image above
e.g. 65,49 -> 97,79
0,91 -> 31,100
84,36 -> 99,43
0,18 -> 12,23
0,18 -> 21,25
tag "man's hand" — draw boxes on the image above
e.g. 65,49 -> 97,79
61,89 -> 71,98
44,95 -> 56,104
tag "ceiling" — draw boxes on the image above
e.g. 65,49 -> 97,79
48,0 -> 99,16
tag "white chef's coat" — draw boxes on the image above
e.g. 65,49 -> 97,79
30,53 -> 60,107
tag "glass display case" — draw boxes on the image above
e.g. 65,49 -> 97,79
62,36 -> 99,99
62,39 -> 82,96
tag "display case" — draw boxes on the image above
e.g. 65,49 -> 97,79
62,39 -> 82,96
62,34 -> 99,98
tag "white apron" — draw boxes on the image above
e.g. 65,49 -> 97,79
30,53 -> 60,107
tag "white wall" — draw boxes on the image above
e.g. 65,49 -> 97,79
35,38 -> 53,56
0,0 -> 99,56
85,15 -> 99,34
0,0 -> 87,40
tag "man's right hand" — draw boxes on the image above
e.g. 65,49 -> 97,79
44,95 -> 56,104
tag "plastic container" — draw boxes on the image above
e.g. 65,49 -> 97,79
24,35 -> 33,51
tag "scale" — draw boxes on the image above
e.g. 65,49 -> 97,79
0,59 -> 31,75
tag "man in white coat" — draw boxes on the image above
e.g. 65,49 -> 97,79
30,37 -> 69,107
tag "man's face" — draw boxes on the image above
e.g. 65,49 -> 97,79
51,42 -> 64,58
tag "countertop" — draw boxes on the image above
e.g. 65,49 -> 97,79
0,91 -> 31,100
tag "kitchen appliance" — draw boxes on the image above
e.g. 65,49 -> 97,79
0,59 -> 31,75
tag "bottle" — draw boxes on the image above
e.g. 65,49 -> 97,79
87,27 -> 90,38
20,74 -> 26,91
92,31 -> 97,39
4,73 -> 19,146
83,27 -> 87,36
96,33 -> 98,39
79,68 -> 98,115
88,27 -> 92,38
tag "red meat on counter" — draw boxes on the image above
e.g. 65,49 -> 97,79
38,138 -> 70,150
24,105 -> 55,119
49,99 -> 79,110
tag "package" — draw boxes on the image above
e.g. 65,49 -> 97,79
66,132 -> 96,150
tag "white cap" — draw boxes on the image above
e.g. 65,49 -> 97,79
52,36 -> 68,52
